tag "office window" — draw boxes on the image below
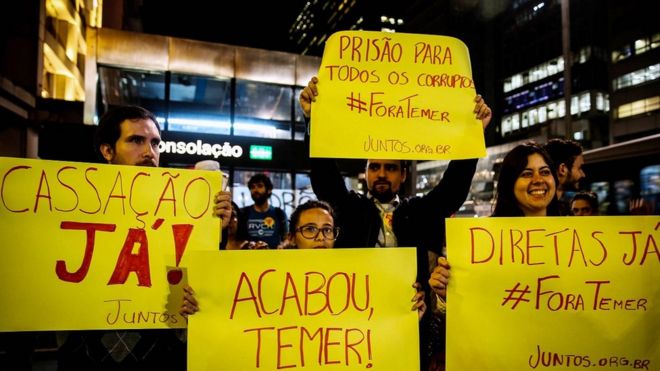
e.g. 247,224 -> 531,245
577,47 -> 591,63
596,93 -> 605,111
511,113 -> 520,131
611,45 -> 632,63
617,96 -> 660,119
634,38 -> 650,55
547,102 -> 558,120
502,116 -> 512,135
97,66 -> 166,120
652,33 -> 660,49
538,106 -> 547,123
557,100 -> 566,118
234,80 -> 293,139
570,96 -> 578,115
579,92 -> 591,113
521,112 -> 529,128
613,63 -> 660,91
168,74 -> 231,134
528,108 -> 538,126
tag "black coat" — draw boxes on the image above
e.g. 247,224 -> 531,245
310,156 -> 478,284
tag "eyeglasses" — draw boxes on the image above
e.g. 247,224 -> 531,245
295,225 -> 340,240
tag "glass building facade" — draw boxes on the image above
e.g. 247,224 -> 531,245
85,28 -> 322,216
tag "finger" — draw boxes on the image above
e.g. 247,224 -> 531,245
431,273 -> 449,286
429,279 -> 446,291
411,291 -> 425,302
433,266 -> 450,280
437,256 -> 450,269
477,104 -> 490,119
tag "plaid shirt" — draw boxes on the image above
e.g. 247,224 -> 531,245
57,330 -> 185,371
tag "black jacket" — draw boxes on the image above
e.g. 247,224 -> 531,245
310,156 -> 477,284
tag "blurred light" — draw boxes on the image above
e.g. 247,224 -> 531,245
249,145 -> 273,160
160,116 -> 231,129
233,120 -> 278,137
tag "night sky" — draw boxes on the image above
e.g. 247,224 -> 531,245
140,0 -> 306,53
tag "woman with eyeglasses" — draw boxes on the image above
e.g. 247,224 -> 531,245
278,200 -> 339,249
182,200 -> 427,320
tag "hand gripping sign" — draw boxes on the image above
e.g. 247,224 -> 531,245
310,30 -> 486,160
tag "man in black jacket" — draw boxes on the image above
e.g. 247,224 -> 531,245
299,76 -> 491,274
299,76 -> 491,370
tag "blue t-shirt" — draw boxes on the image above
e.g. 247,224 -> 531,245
242,205 -> 287,248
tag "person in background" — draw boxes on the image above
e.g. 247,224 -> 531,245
57,105 -> 232,371
542,138 -> 585,215
238,173 -> 288,249
222,201 -> 269,250
570,191 -> 599,216
181,199 -> 428,320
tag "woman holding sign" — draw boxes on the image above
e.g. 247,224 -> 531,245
430,142 -> 560,298
181,200 -> 428,319
427,142 -> 559,370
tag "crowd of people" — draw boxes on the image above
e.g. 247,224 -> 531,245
2,74 -> 654,371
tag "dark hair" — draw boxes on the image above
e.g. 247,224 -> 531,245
248,173 -> 273,191
543,138 -> 583,171
94,105 -> 160,159
492,142 -> 560,217
366,159 -> 409,174
570,191 -> 599,214
289,200 -> 336,230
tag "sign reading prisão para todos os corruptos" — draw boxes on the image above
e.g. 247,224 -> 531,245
311,30 -> 486,160
0,156 -> 221,331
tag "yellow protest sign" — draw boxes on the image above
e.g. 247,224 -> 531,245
311,30 -> 486,160
0,157 -> 221,331
186,248 -> 419,371
446,216 -> 660,371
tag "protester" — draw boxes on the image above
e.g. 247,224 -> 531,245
238,173 -> 288,248
299,75 -> 491,269
570,191 -> 599,216
426,142 -> 559,370
181,199 -> 428,319
300,76 -> 491,371
57,105 -> 232,371
492,141 -> 560,217
542,138 -> 585,215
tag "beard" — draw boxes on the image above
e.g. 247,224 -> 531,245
252,192 -> 270,206
370,182 -> 396,203
564,171 -> 580,191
